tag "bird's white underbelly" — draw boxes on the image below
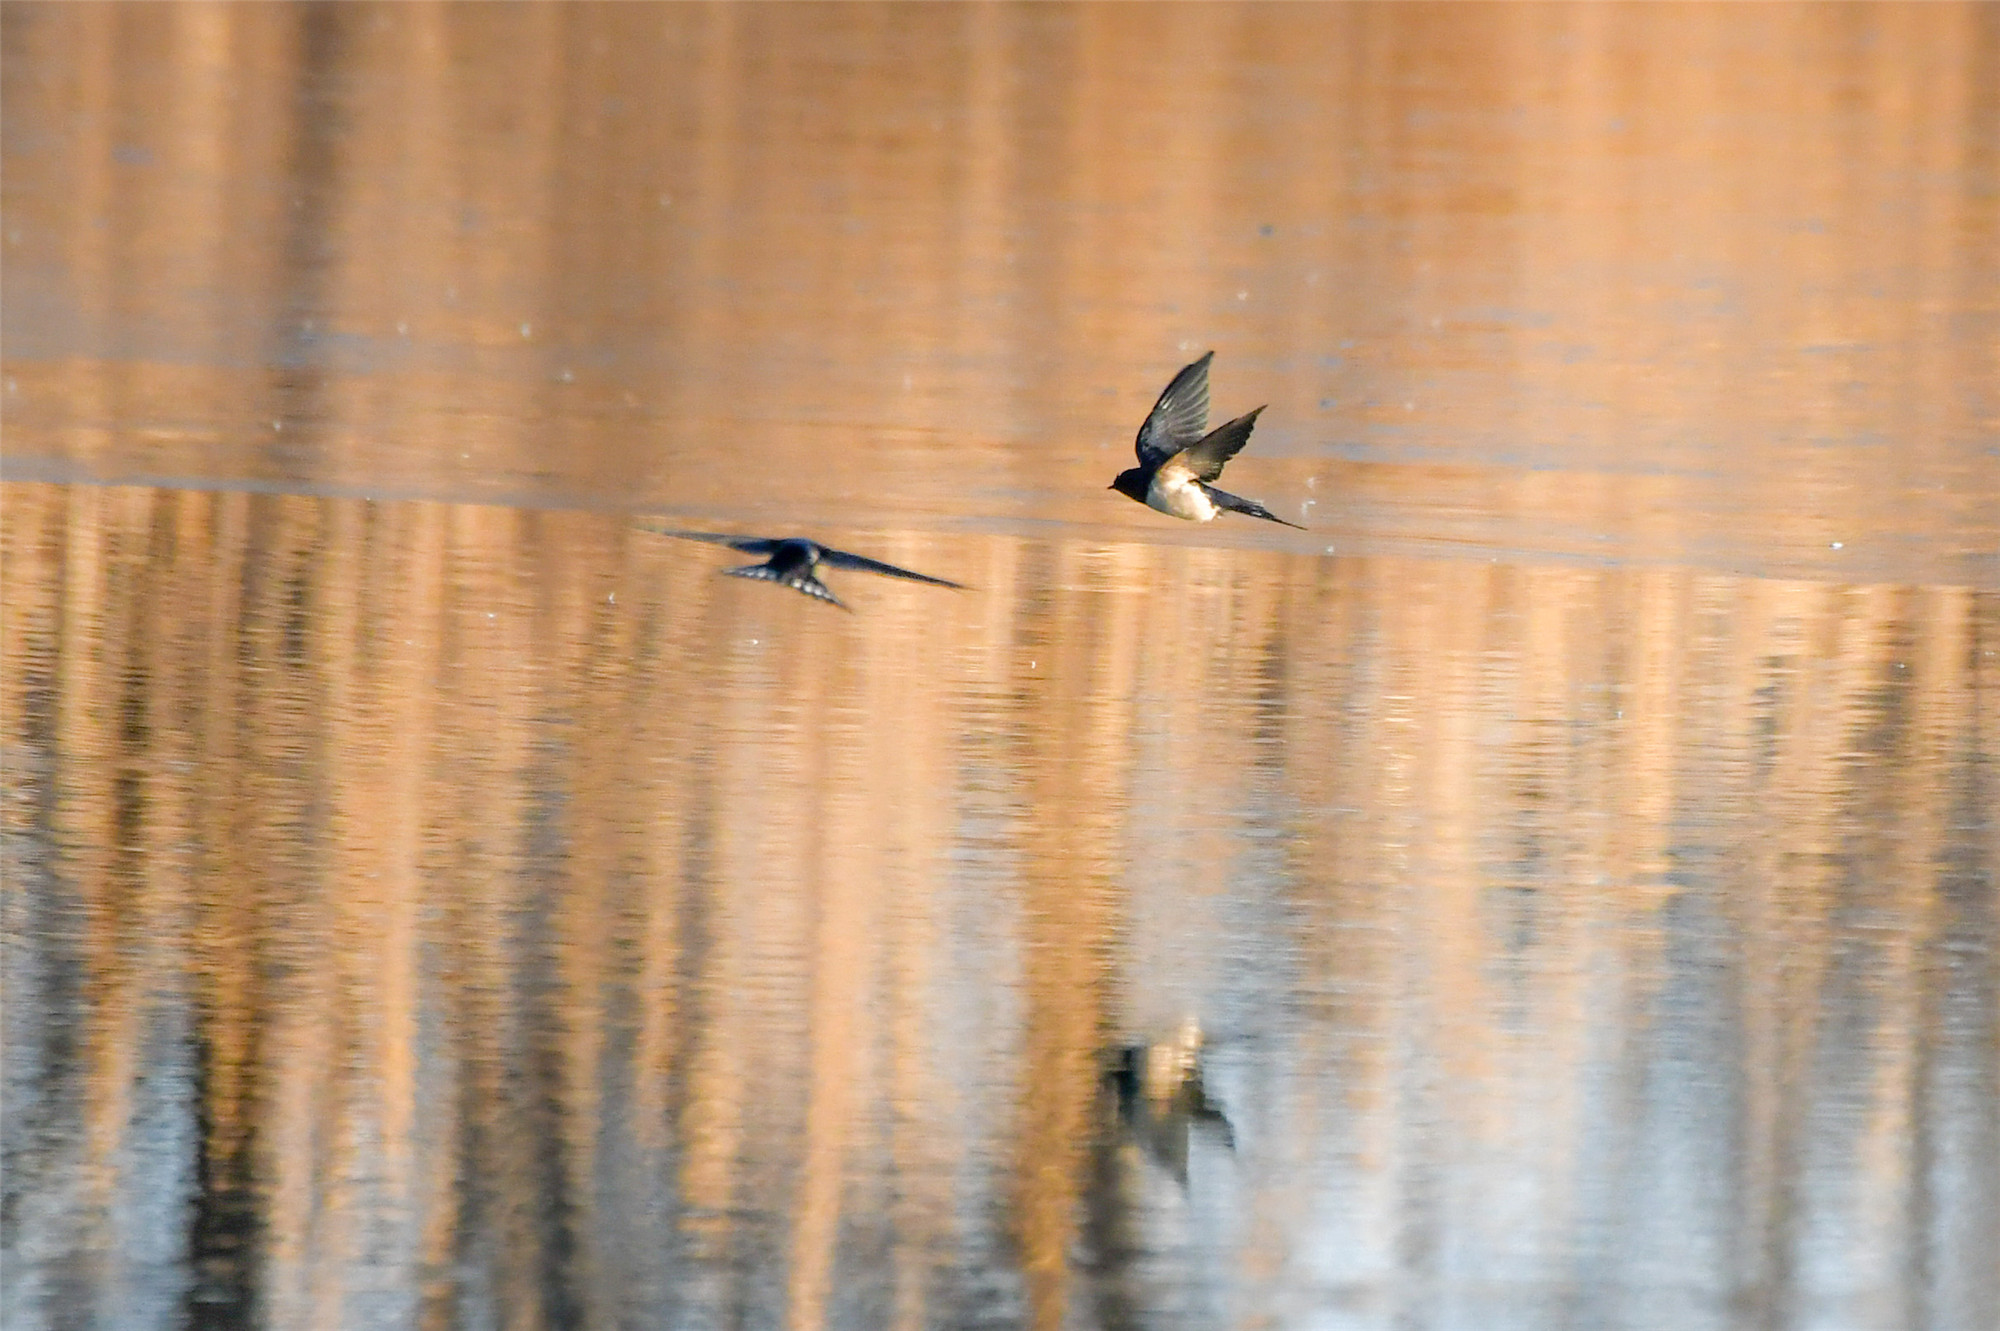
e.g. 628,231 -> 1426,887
1146,469 -> 1217,521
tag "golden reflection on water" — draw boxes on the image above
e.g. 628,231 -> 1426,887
4,2 -> 1995,582
4,484 -> 1996,1328
4,3 -> 1999,1330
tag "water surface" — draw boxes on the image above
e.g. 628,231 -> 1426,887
3,5 -> 1997,1330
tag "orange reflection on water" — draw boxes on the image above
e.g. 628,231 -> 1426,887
5,483 -> 1996,1327
4,2 -> 1998,1327
4,2 -> 1994,583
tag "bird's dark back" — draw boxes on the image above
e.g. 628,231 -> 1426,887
768,540 -> 821,574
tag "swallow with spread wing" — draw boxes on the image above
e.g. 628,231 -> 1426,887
1110,351 -> 1303,529
637,527 -> 964,611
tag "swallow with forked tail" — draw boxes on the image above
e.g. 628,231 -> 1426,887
636,527 -> 965,611
1110,351 -> 1304,529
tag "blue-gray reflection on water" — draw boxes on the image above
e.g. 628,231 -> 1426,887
6,491 -> 1993,1329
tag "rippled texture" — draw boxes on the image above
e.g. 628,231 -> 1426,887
3,5 -> 1997,1331
7,3 -> 1997,581
6,488 -> 1996,1329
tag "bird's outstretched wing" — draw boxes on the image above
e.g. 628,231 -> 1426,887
1177,406 -> 1266,481
725,563 -> 850,611
1135,352 -> 1214,466
634,524 -> 778,555
818,548 -> 966,589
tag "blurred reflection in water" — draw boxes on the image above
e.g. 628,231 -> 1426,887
4,484 -> 1994,1329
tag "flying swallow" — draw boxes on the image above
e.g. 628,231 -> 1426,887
1109,351 -> 1304,529
636,527 -> 964,610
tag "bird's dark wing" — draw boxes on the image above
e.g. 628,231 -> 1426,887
1135,352 -> 1214,466
634,524 -> 778,555
818,548 -> 966,589
1177,406 -> 1265,481
724,563 -> 851,611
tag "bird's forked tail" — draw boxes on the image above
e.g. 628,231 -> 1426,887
1200,483 -> 1305,530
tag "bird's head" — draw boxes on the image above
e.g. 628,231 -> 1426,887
1109,468 -> 1149,502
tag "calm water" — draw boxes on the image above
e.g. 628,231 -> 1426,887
3,5 -> 1997,1330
